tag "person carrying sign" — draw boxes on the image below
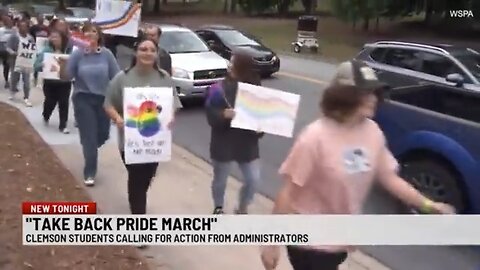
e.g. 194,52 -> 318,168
34,30 -> 73,134
104,38 -> 182,219
6,19 -> 35,106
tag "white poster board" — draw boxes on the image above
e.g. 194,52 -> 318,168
231,83 -> 300,138
35,37 -> 49,54
93,0 -> 141,37
15,39 -> 36,71
123,87 -> 173,164
41,53 -> 69,80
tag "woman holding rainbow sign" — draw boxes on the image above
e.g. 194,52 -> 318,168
205,48 -> 264,215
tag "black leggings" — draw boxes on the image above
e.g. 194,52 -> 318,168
287,246 -> 347,270
120,151 -> 159,214
42,80 -> 72,130
0,51 -> 10,82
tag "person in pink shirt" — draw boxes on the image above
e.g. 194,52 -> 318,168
261,59 -> 455,270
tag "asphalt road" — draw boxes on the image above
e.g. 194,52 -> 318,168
116,47 -> 479,270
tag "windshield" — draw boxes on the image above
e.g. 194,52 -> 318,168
32,5 -> 55,14
68,8 -> 94,18
215,30 -> 259,46
159,31 -> 210,54
453,49 -> 480,82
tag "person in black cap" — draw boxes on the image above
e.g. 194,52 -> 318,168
260,60 -> 455,270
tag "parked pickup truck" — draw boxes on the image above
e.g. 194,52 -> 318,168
374,82 -> 480,214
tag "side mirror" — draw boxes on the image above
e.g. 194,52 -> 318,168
446,73 -> 464,86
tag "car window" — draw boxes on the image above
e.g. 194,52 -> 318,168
214,29 -> 259,46
451,49 -> 480,82
159,30 -> 210,54
383,48 -> 421,71
417,52 -> 467,80
369,48 -> 387,62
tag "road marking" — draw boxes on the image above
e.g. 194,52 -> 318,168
277,71 -> 329,85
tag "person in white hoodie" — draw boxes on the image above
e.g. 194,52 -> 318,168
6,19 -> 34,106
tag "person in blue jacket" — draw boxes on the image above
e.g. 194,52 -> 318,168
58,22 -> 120,187
34,30 -> 73,134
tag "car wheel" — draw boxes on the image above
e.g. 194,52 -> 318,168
399,159 -> 466,214
293,44 -> 301,53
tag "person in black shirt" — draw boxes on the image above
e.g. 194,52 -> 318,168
205,48 -> 264,215
144,25 -> 172,75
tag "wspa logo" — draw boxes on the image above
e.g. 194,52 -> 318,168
449,10 -> 474,18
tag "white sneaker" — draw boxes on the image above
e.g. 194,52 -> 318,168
8,92 -> 15,100
61,128 -> 70,134
24,99 -> 32,107
84,177 -> 95,186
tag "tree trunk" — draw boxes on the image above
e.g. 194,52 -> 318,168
424,0 -> 433,24
277,0 -> 291,15
301,0 -> 314,14
375,16 -> 379,32
153,0 -> 160,12
230,0 -> 237,13
362,15 -> 369,31
223,0 -> 229,13
58,0 -> 66,10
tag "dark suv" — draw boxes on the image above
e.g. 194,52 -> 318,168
355,41 -> 480,91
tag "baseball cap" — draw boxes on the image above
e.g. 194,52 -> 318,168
331,59 -> 389,91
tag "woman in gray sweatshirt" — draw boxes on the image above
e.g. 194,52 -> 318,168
59,22 -> 120,187
104,38 -> 182,219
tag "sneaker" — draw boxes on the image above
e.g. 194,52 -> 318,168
61,128 -> 70,134
84,177 -> 95,186
4,82 -> 9,88
24,99 -> 32,107
213,207 -> 224,214
8,92 -> 15,100
234,208 -> 248,215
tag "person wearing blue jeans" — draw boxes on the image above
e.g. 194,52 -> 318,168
59,22 -> 120,186
205,48 -> 264,214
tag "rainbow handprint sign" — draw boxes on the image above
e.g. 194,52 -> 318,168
125,101 -> 163,137
123,87 -> 174,164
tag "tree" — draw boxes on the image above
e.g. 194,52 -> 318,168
301,0 -> 315,14
153,0 -> 160,12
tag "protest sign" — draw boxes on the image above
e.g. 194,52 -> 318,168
93,0 -> 141,37
15,39 -> 36,71
123,87 -> 173,164
231,83 -> 300,138
42,53 -> 69,80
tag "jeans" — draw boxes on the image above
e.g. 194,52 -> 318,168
120,151 -> 158,214
42,80 -> 71,130
72,93 -> 110,179
287,246 -> 348,270
211,159 -> 261,211
10,70 -> 30,99
0,51 -> 9,84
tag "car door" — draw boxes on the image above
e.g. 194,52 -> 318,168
415,51 -> 479,90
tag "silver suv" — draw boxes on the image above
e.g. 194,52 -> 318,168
158,24 -> 229,100
355,41 -> 480,91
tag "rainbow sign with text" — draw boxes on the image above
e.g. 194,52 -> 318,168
93,0 -> 141,37
231,83 -> 300,138
123,87 -> 173,164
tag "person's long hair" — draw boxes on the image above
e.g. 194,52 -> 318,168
227,48 -> 260,86
48,30 -> 68,53
125,38 -> 165,76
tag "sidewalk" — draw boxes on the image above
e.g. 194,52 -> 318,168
0,84 -> 391,270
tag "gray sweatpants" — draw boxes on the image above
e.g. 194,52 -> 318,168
10,69 -> 31,99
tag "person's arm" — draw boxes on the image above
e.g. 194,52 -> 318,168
376,134 -> 455,214
6,34 -> 18,55
106,49 -> 120,79
205,84 -> 231,129
104,72 -> 124,126
59,49 -> 80,81
33,48 -> 46,72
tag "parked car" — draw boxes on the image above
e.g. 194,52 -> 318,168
157,24 -> 229,100
355,41 -> 480,92
195,24 -> 280,77
374,82 -> 480,214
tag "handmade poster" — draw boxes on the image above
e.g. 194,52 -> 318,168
231,83 -> 300,138
93,0 -> 141,37
15,39 -> 36,71
35,37 -> 49,54
42,53 -> 69,80
123,87 -> 173,164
